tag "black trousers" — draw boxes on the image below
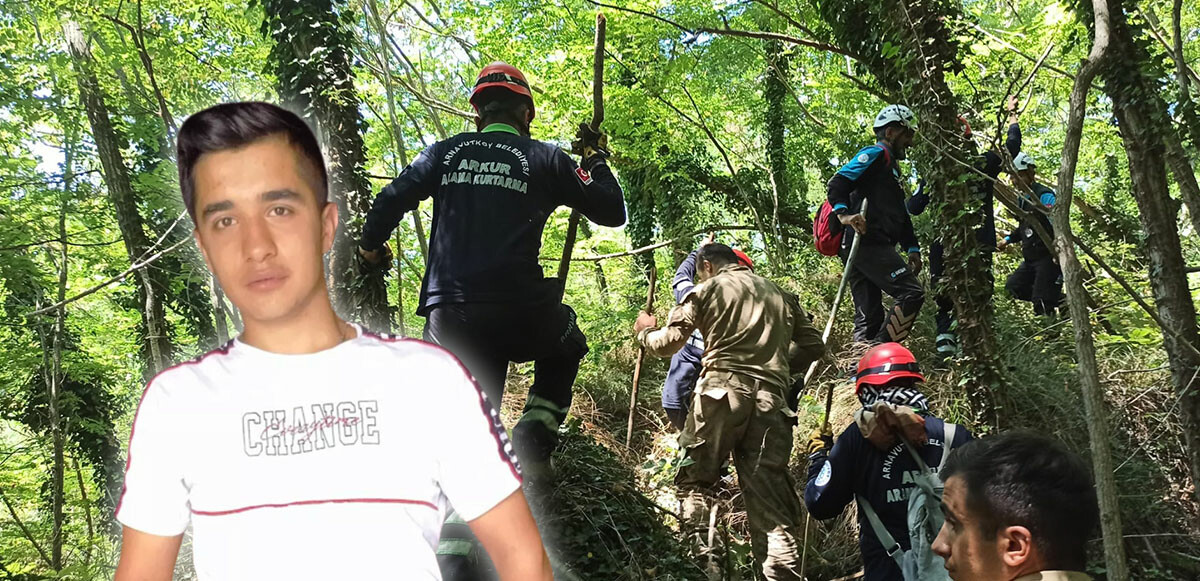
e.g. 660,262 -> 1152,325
424,300 -> 588,411
1005,256 -> 1063,316
425,300 -> 588,581
842,243 -> 925,344
928,241 -> 994,336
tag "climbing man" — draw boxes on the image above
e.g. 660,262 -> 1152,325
114,102 -> 552,580
829,104 -> 925,345
907,96 -> 1022,361
933,431 -> 1100,581
998,152 -> 1062,318
805,342 -> 973,581
357,61 -> 626,577
661,234 -> 756,430
635,243 -> 825,580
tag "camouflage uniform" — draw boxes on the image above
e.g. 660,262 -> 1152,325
638,264 -> 824,580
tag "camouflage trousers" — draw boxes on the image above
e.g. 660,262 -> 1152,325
676,371 -> 806,581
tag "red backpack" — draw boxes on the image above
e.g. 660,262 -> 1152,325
813,146 -> 890,256
813,201 -> 844,256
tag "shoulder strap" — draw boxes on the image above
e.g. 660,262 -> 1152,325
938,423 -> 958,475
856,494 -> 905,568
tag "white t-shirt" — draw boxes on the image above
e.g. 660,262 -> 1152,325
115,325 -> 522,580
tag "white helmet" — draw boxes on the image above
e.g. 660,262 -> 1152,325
873,104 -> 918,132
1013,152 -> 1036,171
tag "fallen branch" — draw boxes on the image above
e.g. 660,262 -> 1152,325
541,225 -> 757,262
1106,365 -> 1170,380
1071,233 -> 1200,360
26,237 -> 191,317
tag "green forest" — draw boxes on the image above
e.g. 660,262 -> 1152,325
0,0 -> 1198,579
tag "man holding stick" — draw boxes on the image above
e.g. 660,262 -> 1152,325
359,62 -> 625,578
634,243 -> 824,580
359,62 -> 625,475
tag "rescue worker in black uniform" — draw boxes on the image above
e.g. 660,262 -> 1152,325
358,61 -> 626,580
906,96 -> 1022,360
805,343 -> 973,581
828,105 -> 925,344
999,152 -> 1062,318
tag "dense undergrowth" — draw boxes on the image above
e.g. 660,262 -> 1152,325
513,253 -> 1200,581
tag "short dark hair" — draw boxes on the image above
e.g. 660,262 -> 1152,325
874,122 -> 905,141
474,87 -> 532,130
698,243 -> 739,269
177,102 -> 328,221
941,431 -> 1098,570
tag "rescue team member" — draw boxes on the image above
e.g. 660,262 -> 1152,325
805,343 -> 972,581
114,102 -> 552,581
998,152 -> 1062,318
635,244 -> 824,580
358,62 -> 626,475
907,96 -> 1022,360
661,234 -> 755,430
829,105 -> 925,345
934,432 -> 1100,581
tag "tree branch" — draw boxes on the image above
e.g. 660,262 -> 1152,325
969,23 -> 1076,79
540,225 -> 757,262
0,486 -> 53,567
584,0 -> 859,59
26,236 -> 190,317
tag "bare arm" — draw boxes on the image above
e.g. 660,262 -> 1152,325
469,489 -> 553,581
113,526 -> 183,581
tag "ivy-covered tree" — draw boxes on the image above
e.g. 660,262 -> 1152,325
262,0 -> 391,331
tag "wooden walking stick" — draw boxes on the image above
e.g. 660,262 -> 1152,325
803,198 -> 869,387
626,264 -> 657,446
799,198 -> 869,579
557,13 -> 606,295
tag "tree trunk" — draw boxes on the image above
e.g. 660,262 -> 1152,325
887,2 -> 1008,428
44,147 -> 71,572
1161,130 -> 1200,235
1098,0 -> 1200,508
764,38 -> 790,244
264,0 -> 391,332
1055,4 -> 1129,575
64,19 -> 171,374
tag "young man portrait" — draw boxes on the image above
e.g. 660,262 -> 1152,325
112,101 -> 552,580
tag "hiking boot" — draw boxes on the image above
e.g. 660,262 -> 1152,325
512,420 -> 559,483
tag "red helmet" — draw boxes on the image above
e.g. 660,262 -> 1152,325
732,248 -> 754,270
854,342 -> 924,392
469,62 -> 535,115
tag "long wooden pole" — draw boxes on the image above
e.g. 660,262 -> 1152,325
803,199 -> 869,388
557,13 -> 606,292
626,265 -> 657,446
799,199 -> 868,578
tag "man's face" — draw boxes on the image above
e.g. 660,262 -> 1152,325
889,126 -> 915,160
933,476 -> 1007,580
1018,168 -> 1036,187
191,134 -> 337,326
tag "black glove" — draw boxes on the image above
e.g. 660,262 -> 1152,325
571,122 -> 610,168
